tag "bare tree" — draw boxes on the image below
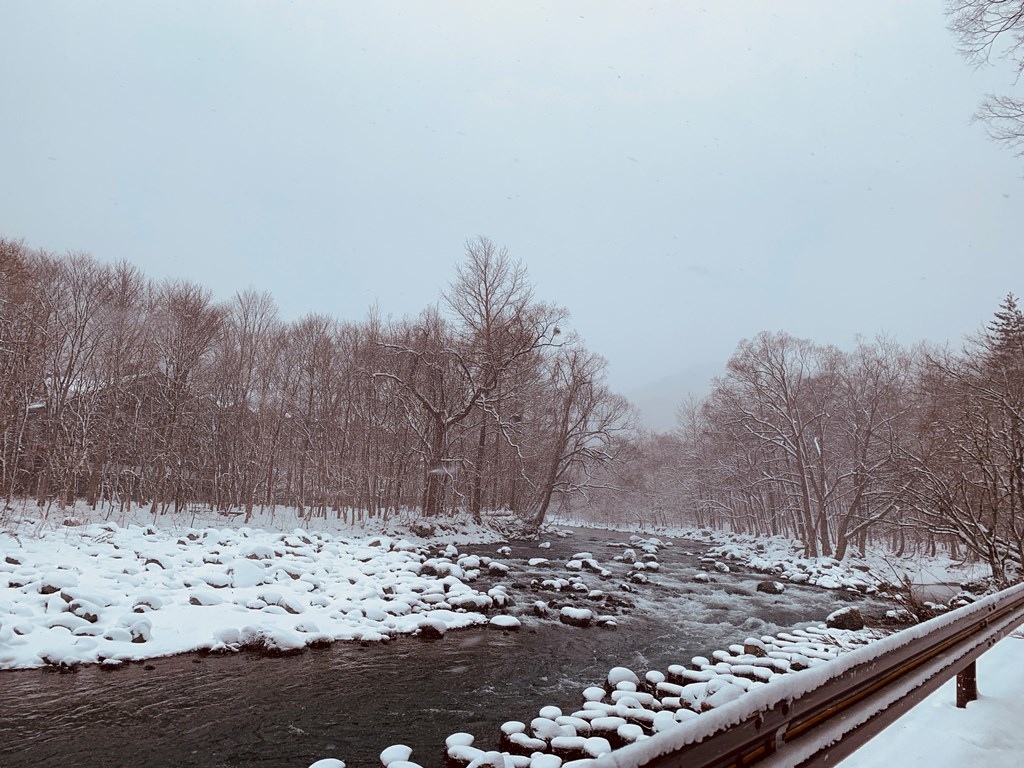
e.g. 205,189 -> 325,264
947,0 -> 1024,155
526,344 -> 632,530
0,240 -> 47,506
0,236 -> 635,529
209,289 -> 282,518
32,254 -> 117,507
379,238 -> 564,517
82,260 -> 151,510
705,332 -> 834,556
145,280 -> 224,514
829,338 -> 915,559
690,332 -> 914,559
902,295 -> 1024,583
279,313 -> 341,517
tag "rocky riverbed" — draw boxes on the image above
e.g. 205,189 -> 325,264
2,521 -> 902,767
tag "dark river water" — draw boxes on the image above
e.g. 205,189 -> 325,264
0,528 -> 891,768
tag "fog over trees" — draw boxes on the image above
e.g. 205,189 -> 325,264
588,295 -> 1024,586
2,236 -> 1022,584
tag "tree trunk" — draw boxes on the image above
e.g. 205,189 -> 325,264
470,421 -> 487,522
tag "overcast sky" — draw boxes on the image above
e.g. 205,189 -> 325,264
1,1 -> 1020,429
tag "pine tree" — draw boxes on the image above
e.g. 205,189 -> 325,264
985,292 -> 1024,372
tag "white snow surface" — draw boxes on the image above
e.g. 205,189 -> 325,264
0,520 -> 511,669
836,634 -> 1024,767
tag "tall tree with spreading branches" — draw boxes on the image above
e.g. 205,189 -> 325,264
947,1 -> 1024,156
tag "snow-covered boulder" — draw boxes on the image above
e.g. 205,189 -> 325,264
488,615 -> 521,631
756,581 -> 785,595
826,606 -> 865,630
380,744 -> 413,767
559,607 -> 593,628
418,619 -> 447,639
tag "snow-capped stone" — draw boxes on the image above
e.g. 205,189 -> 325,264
380,744 -> 413,767
606,667 -> 640,688
559,607 -> 593,627
826,607 -> 865,630
488,615 -> 521,630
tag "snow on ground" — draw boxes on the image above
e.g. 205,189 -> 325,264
0,514 -> 517,670
4,499 -> 514,545
837,633 -> 1024,768
690,529 -> 990,595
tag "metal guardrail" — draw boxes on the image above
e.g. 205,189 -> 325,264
589,582 -> 1024,768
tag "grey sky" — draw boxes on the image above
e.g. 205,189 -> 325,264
1,1 -> 1020,429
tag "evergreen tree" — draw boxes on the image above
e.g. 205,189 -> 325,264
985,292 -> 1024,371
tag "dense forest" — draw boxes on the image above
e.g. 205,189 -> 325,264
2,237 -> 1022,584
0,237 -> 630,530
590,302 -> 1024,585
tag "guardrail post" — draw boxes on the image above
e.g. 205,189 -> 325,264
956,661 -> 977,708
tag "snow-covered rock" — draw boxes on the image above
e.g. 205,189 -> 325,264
558,607 -> 593,628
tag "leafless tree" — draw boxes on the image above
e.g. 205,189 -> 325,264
378,238 -> 565,517
82,260 -> 151,510
208,289 -> 282,518
32,254 -> 118,507
0,240 -> 47,507
682,333 -> 915,559
829,338 -> 916,559
947,0 -> 1024,156
0,236 -> 633,529
526,344 -> 633,530
901,295 -> 1024,583
145,280 -> 225,514
703,332 -> 835,556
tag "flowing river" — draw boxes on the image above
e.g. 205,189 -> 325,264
1,528 -> 891,768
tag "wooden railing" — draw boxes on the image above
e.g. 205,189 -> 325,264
588,582 -> 1024,768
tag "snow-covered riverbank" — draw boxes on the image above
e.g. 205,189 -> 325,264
555,518 -> 993,605
0,519 -> 522,670
1,505 -> 990,672
4,506 -> 1012,768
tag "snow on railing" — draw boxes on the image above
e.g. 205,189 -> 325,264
587,582 -> 1024,768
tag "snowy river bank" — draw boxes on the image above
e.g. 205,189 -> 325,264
1,521 -> 895,767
